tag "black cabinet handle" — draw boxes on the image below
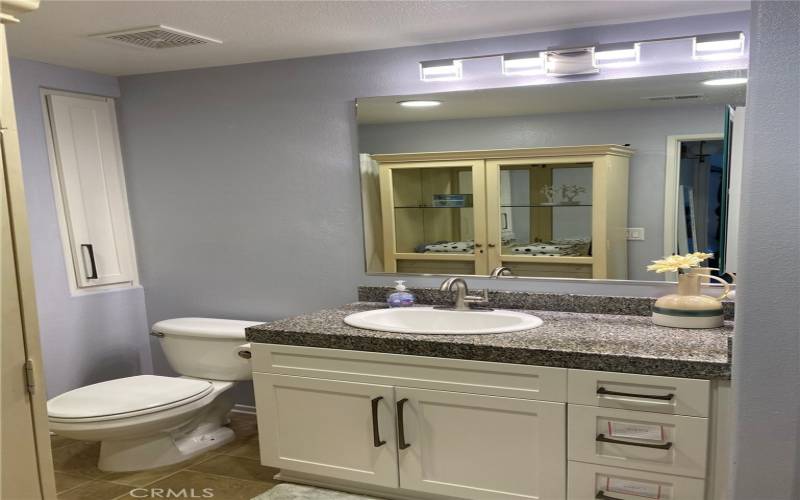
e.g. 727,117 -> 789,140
596,491 -> 624,500
597,387 -> 674,401
81,244 -> 98,279
371,397 -> 386,447
596,433 -> 673,450
396,398 -> 410,450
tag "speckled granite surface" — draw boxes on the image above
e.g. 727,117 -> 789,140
358,286 -> 735,320
247,302 -> 733,379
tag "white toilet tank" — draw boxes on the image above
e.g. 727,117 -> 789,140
151,318 -> 263,381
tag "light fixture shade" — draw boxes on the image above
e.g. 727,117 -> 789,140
693,32 -> 745,60
398,100 -> 442,107
419,59 -> 463,81
595,42 -> 640,66
502,51 -> 543,75
544,47 -> 598,77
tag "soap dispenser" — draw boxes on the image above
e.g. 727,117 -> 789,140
387,280 -> 415,308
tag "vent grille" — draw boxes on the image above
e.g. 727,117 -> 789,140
92,25 -> 221,49
643,94 -> 704,102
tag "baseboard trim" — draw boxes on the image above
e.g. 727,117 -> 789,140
232,403 -> 256,415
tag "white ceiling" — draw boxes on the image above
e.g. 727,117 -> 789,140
357,71 -> 748,124
7,1 -> 749,76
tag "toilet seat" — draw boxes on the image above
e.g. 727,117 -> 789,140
48,375 -> 213,423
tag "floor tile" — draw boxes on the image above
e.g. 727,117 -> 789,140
188,455 -> 279,483
51,441 -> 107,479
51,434 -> 86,450
112,470 -> 274,500
223,435 -> 260,460
54,472 -> 92,493
57,480 -> 132,500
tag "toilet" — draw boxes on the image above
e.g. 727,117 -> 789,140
47,317 -> 261,472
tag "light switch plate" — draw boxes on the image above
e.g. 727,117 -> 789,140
626,227 -> 645,240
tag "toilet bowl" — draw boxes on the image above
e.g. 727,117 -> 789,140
47,317 -> 261,472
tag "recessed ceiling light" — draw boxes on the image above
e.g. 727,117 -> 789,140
398,100 -> 442,108
702,77 -> 748,86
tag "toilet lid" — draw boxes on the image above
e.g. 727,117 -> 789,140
48,375 -> 213,420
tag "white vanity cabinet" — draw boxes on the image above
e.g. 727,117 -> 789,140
252,345 -> 729,500
253,344 -> 568,500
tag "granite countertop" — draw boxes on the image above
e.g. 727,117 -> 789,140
246,302 -> 733,379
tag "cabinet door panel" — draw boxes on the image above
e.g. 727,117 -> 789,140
396,387 -> 565,500
46,94 -> 135,288
254,373 -> 398,488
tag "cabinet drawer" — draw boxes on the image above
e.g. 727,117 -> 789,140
568,461 -> 705,500
253,344 -> 567,402
568,405 -> 708,478
568,370 -> 710,417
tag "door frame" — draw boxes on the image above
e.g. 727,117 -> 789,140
662,133 -> 724,281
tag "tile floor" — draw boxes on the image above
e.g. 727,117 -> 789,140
51,412 -> 280,500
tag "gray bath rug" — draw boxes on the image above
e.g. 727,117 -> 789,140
252,483 -> 386,500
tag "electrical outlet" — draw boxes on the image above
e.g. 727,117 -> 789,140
626,227 -> 645,241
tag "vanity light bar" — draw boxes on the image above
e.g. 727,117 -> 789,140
693,31 -> 745,60
420,59 -> 463,81
419,31 -> 745,81
595,42 -> 641,66
502,51 -> 543,75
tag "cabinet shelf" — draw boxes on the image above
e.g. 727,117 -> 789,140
501,204 -> 592,208
394,205 -> 473,209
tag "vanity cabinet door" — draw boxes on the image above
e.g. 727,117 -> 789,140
253,373 -> 398,488
395,387 -> 566,500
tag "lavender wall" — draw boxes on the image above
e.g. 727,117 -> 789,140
10,59 -> 153,398
116,12 -> 749,405
731,2 -> 800,498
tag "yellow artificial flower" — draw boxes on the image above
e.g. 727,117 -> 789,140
646,253 -> 706,273
690,252 -> 714,262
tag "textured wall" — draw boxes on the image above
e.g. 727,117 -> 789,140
359,104 -> 725,281
731,2 -> 800,498
10,59 -> 152,398
116,12 -> 749,405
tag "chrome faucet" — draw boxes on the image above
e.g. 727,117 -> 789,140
490,266 -> 512,278
439,277 -> 488,311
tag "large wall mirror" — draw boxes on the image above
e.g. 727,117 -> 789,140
357,70 -> 747,282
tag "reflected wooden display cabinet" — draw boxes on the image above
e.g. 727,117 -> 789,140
374,145 -> 633,279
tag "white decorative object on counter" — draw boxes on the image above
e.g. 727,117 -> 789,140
647,253 -> 730,328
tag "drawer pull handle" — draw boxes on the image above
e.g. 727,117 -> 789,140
596,433 -> 673,450
371,397 -> 386,447
596,491 -> 624,500
597,387 -> 674,401
397,398 -> 410,450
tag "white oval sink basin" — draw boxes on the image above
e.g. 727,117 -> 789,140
343,307 -> 543,335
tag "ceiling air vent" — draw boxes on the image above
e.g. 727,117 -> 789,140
91,25 -> 221,49
643,94 -> 704,102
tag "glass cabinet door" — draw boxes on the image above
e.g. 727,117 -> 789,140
487,160 -> 595,278
380,160 -> 487,275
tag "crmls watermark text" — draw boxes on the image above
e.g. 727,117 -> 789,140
129,488 -> 215,498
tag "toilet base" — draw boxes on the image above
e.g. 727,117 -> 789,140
98,423 -> 235,471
